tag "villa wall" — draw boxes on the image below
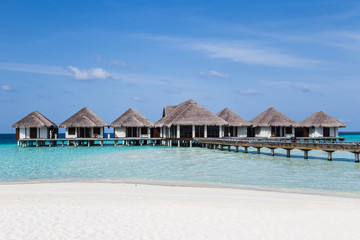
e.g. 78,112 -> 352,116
255,127 -> 271,138
237,127 -> 247,137
39,127 -> 47,138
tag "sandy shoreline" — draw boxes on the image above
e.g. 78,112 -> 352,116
1,182 -> 360,240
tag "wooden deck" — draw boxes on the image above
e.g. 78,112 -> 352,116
194,137 -> 360,162
16,136 -> 360,162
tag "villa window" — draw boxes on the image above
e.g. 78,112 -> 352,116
68,128 -> 75,135
286,127 -> 292,134
141,127 -> 148,135
94,127 -> 101,135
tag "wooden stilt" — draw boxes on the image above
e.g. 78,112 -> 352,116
327,151 -> 333,161
257,147 -> 261,154
355,153 -> 359,163
270,148 -> 275,156
236,146 -> 239,152
303,150 -> 309,159
286,149 -> 291,158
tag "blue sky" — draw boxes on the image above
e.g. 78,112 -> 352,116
1,0 -> 360,132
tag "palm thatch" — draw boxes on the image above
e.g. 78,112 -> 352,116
250,107 -> 297,127
59,107 -> 108,128
297,111 -> 346,128
12,111 -> 57,128
162,105 -> 177,117
155,99 -> 228,127
110,108 -> 154,127
216,108 -> 251,127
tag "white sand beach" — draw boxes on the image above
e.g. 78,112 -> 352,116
1,182 -> 360,240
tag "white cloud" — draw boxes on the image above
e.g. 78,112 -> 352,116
209,70 -> 229,78
236,90 -> 263,96
68,66 -> 111,80
189,42 -> 319,68
138,33 -> 320,68
1,84 -> 11,91
110,60 -> 126,67
198,70 -> 229,78
131,96 -> 142,101
290,83 -> 312,93
0,62 -> 71,76
267,81 -> 315,94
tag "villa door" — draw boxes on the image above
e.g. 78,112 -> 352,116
79,128 -> 90,138
303,128 -> 309,137
323,127 -> 330,137
30,128 -> 37,138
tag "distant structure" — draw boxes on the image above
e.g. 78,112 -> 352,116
296,111 -> 346,137
12,111 -> 58,140
216,108 -> 250,137
110,108 -> 153,138
249,108 -> 297,138
59,107 -> 107,139
155,99 -> 228,138
12,100 -> 347,141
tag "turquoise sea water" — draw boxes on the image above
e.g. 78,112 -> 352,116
1,133 -> 360,194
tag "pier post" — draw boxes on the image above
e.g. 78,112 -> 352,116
236,146 -> 239,152
36,141 -> 39,147
220,145 -> 223,150
190,141 -> 192,147
327,151 -> 333,161
270,148 -> 275,156
88,141 -> 90,147
140,141 -> 143,146
62,141 -> 64,147
355,153 -> 359,163
178,141 -> 180,147
244,146 -> 248,153
256,147 -> 261,154
114,140 -> 118,146
228,146 -> 231,151
286,149 -> 291,158
303,150 -> 309,159
100,140 -> 103,146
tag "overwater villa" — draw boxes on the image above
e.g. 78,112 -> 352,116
296,111 -> 346,137
249,107 -> 297,138
12,111 -> 58,140
155,99 -> 228,138
59,107 -> 107,138
216,108 -> 251,137
110,108 -> 154,138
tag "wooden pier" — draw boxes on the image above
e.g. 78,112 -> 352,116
194,137 -> 360,162
17,136 -> 360,163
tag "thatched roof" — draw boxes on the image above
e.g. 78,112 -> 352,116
249,107 -> 297,127
12,111 -> 57,128
110,108 -> 154,127
162,105 -> 177,117
59,107 -> 108,128
297,111 -> 346,128
155,99 -> 228,127
216,108 -> 251,127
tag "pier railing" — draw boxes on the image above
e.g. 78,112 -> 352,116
193,137 -> 360,162
16,136 -> 360,162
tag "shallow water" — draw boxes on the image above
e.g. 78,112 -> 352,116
1,134 -> 360,194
